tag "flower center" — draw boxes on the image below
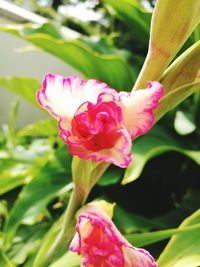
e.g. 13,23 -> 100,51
71,101 -> 123,151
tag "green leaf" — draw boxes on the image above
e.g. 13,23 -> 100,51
152,189 -> 200,229
155,82 -> 200,121
0,23 -> 135,90
7,224 -> 48,266
3,146 -> 72,249
192,24 -> 200,43
0,76 -> 40,106
157,210 -> 200,267
114,206 -> 164,234
0,139 -> 53,194
103,0 -> 151,45
8,99 -> 20,146
49,252 -> 80,267
0,251 -> 14,267
33,210 -> 75,267
0,162 -> 34,195
33,214 -> 65,267
18,119 -> 57,137
122,126 -> 200,184
98,165 -> 123,186
125,223 -> 200,248
134,0 -> 200,89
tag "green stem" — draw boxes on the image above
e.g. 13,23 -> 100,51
37,184 -> 88,267
34,160 -> 109,267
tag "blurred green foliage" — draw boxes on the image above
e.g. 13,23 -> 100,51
0,0 -> 200,266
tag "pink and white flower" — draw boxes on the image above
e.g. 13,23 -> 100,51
69,202 -> 158,267
37,74 -> 163,168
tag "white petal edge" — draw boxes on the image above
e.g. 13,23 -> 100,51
120,81 -> 164,140
37,74 -> 115,131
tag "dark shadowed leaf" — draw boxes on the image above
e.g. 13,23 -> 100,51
122,125 -> 200,184
3,146 -> 72,249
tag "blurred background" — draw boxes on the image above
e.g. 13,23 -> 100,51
0,0 -> 81,127
0,0 -> 155,127
0,1 -> 199,266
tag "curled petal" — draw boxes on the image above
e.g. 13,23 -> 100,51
62,128 -> 132,168
58,89 -> 132,168
37,74 -> 115,131
69,202 -> 158,267
120,81 -> 164,140
123,246 -> 158,267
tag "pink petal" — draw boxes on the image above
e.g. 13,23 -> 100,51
123,246 -> 158,267
37,74 -> 115,131
120,81 -> 164,140
90,128 -> 132,168
69,203 -> 158,267
65,128 -> 132,168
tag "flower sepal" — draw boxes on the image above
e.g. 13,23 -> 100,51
72,156 -> 109,196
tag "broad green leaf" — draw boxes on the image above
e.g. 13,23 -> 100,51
114,206 -> 165,234
157,210 -> 200,267
50,252 -> 80,267
122,126 -> 200,184
134,0 -> 200,89
0,23 -> 135,90
3,146 -> 72,249
0,76 -> 40,106
126,223 -> 200,248
22,22 -> 64,39
103,0 -> 151,45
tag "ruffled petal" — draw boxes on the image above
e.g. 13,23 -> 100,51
69,202 -> 158,267
123,246 -> 158,267
120,81 -> 164,140
69,204 -> 125,267
37,74 -> 115,131
64,128 -> 132,168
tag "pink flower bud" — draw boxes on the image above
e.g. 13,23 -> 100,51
37,74 -> 163,168
69,202 -> 158,267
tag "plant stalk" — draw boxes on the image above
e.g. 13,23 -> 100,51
35,183 -> 88,267
34,160 -> 109,267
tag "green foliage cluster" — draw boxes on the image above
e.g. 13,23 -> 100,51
0,0 -> 200,266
